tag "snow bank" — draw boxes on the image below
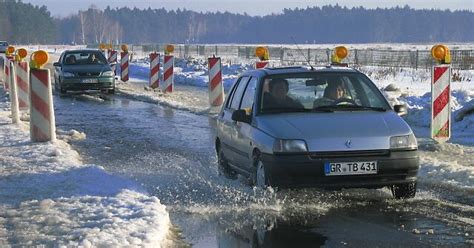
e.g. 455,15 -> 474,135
0,93 -> 171,247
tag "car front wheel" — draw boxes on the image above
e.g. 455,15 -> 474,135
251,155 -> 270,188
391,182 -> 416,199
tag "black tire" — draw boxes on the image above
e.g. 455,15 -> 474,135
391,182 -> 417,199
251,155 -> 270,188
217,148 -> 237,180
108,88 -> 115,94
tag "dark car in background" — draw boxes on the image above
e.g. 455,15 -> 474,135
53,49 -> 115,94
0,41 -> 9,53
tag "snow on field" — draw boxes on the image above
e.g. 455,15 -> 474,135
0,93 -> 171,246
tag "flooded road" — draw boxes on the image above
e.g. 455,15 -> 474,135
54,92 -> 473,247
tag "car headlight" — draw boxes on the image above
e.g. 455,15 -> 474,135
390,134 -> 417,150
62,72 -> 75,78
273,139 -> 308,153
102,71 -> 114,77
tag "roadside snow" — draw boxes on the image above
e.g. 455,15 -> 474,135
0,93 -> 171,246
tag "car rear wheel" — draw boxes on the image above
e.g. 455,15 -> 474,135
391,182 -> 416,199
217,148 -> 237,180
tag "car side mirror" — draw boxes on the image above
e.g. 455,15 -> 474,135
232,109 -> 251,123
109,62 -> 117,66
394,104 -> 408,116
53,62 -> 61,67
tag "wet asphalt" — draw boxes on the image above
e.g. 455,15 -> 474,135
53,91 -> 472,247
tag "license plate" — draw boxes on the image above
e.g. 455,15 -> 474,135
82,78 -> 98,83
324,161 -> 377,176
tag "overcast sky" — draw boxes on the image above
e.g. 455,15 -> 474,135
24,0 -> 474,17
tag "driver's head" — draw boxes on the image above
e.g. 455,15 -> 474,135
269,78 -> 289,100
324,82 -> 345,100
88,53 -> 96,62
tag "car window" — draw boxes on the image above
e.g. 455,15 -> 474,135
260,72 -> 390,113
239,77 -> 258,111
229,76 -> 250,110
62,51 -> 107,65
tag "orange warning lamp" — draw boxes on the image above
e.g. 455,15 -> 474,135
17,48 -> 28,62
31,50 -> 49,69
331,46 -> 349,64
121,44 -> 129,53
7,46 -> 15,55
255,46 -> 269,61
99,43 -> 106,50
431,44 -> 451,64
165,44 -> 174,55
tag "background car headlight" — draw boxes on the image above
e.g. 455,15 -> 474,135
102,71 -> 114,77
62,72 -> 75,78
390,134 -> 417,150
273,139 -> 308,153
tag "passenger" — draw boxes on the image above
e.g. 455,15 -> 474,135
65,55 -> 76,65
263,78 -> 304,110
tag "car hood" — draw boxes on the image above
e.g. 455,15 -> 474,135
255,111 -> 413,151
62,64 -> 111,73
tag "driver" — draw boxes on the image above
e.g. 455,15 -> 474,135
313,81 -> 349,107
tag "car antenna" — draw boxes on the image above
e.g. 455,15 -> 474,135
291,36 -> 314,70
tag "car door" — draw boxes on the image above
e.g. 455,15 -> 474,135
54,52 -> 65,83
218,76 -> 250,165
232,77 -> 258,170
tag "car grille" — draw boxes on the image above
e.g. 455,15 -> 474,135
77,72 -> 100,77
309,149 -> 390,159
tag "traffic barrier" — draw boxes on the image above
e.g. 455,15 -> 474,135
162,55 -> 174,93
431,65 -> 451,142
4,60 -> 10,91
8,61 -> 20,124
108,50 -> 117,75
29,68 -> 56,142
15,61 -> 29,110
149,52 -> 160,89
255,61 -> 269,69
208,57 -> 224,106
120,52 -> 129,82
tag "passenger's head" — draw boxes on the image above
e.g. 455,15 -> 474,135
66,55 -> 76,64
269,78 -> 289,100
324,82 -> 345,100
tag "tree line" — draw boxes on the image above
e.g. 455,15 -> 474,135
1,0 -> 473,44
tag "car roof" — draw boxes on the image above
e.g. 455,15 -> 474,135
240,65 -> 360,77
63,49 -> 103,53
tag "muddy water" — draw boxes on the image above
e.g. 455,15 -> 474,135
54,93 -> 473,247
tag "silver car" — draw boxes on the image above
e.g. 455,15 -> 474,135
216,66 -> 419,199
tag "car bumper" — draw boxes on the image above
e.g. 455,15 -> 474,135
61,77 -> 115,91
260,150 -> 419,189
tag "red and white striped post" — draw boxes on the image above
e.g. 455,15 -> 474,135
255,61 -> 269,69
29,50 -> 56,142
162,55 -> 174,93
4,60 -> 10,91
15,61 -> 29,110
9,61 -> 20,124
149,52 -> 160,89
120,52 -> 129,82
108,50 -> 118,75
431,65 -> 451,142
208,57 -> 224,106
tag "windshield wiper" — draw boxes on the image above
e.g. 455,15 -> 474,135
263,108 -> 313,114
323,105 -> 388,112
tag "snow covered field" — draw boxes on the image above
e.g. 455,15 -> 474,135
0,94 -> 171,246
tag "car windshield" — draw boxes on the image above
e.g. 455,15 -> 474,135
260,72 -> 390,114
63,51 -> 107,65
0,42 -> 8,46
